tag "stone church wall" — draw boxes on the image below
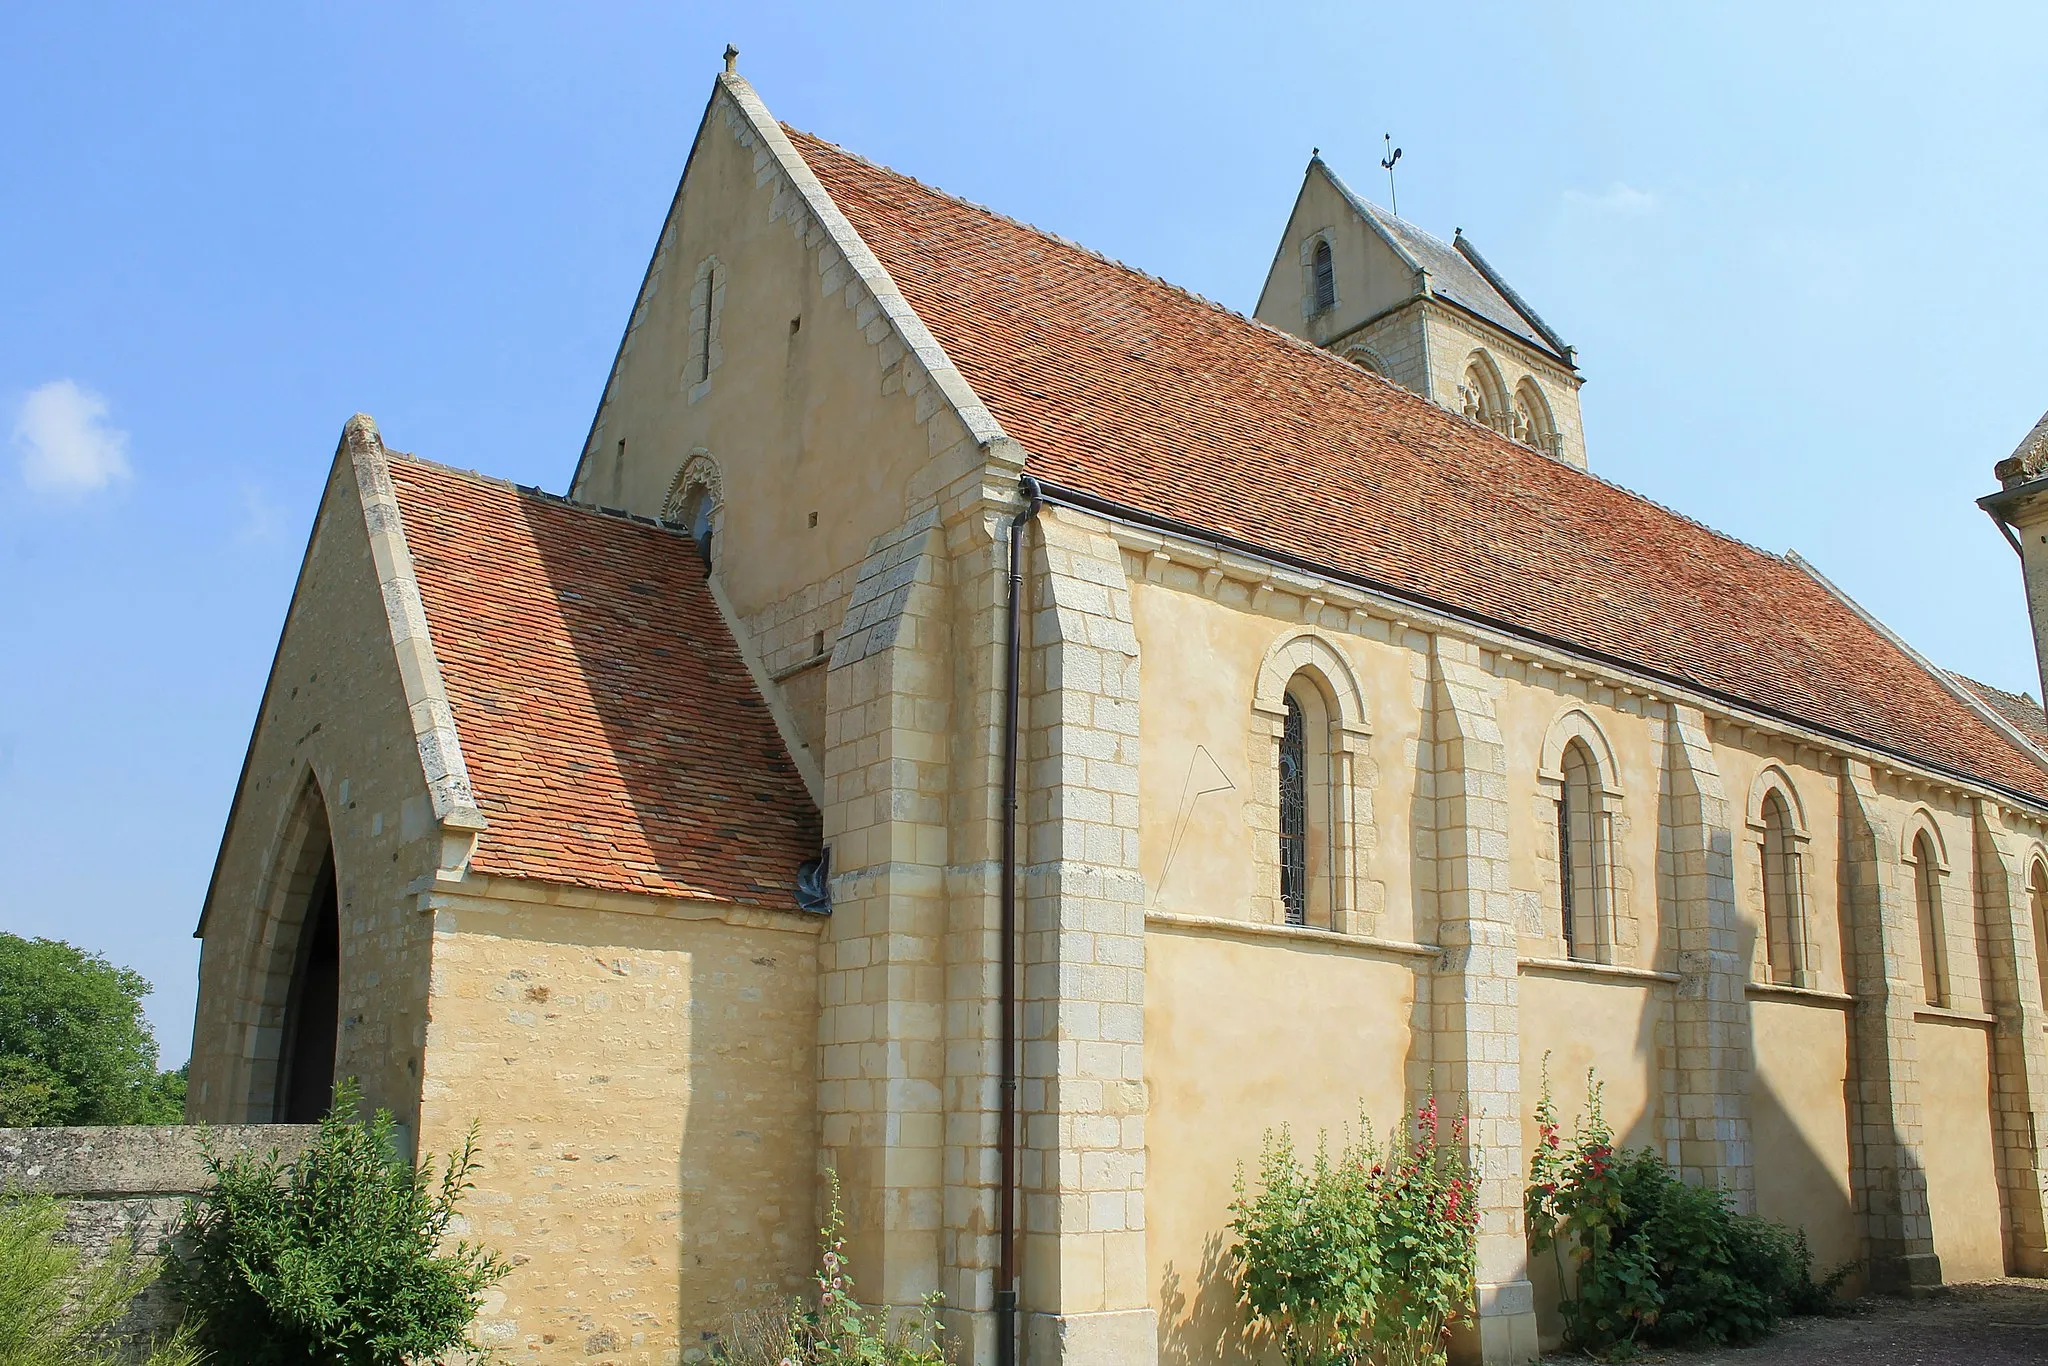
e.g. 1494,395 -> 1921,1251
1919,1018 -> 2003,1279
414,878 -> 823,1363
1116,523 -> 2038,1354
1146,926 -> 1419,1366
188,447 -> 449,1132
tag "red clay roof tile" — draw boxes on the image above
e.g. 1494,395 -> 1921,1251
787,127 -> 2048,806
387,456 -> 820,907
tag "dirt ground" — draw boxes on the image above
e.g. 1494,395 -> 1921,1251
1540,1279 -> 2048,1364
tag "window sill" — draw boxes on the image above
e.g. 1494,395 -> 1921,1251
1915,1005 -> 1995,1028
770,652 -> 829,683
1145,910 -> 1440,959
1519,957 -> 1679,986
1746,981 -> 1854,1007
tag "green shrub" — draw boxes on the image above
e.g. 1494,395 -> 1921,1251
0,1192 -> 199,1366
1525,1066 -> 1851,1357
711,1171 -> 946,1365
166,1080 -> 506,1365
1228,1097 -> 1478,1366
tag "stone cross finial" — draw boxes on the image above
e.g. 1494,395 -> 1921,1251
723,44 -> 738,74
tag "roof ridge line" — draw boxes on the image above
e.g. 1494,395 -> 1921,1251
390,449 -> 698,539
1789,552 -> 2048,777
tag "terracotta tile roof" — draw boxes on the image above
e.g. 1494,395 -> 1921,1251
1952,673 -> 2048,758
387,456 -> 820,907
787,128 -> 2048,806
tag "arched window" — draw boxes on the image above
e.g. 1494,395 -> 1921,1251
1279,693 -> 1308,925
1513,378 -> 1560,458
1912,831 -> 1947,1007
1557,738 -> 1608,962
1251,631 -> 1374,934
675,486 -> 715,566
1278,678 -> 1337,928
1461,352 -> 1508,434
2031,861 -> 2048,1009
1758,789 -> 1805,986
1311,239 -> 1337,315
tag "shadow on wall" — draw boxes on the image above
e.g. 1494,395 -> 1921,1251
1157,1231 -> 1244,1366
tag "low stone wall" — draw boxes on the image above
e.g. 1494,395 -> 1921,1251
0,1124 -> 320,1338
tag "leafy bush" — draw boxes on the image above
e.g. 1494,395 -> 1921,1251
166,1080 -> 506,1365
0,933 -> 187,1126
711,1171 -> 946,1365
0,1192 -> 200,1366
1228,1098 -> 1478,1366
1526,1067 -> 1851,1357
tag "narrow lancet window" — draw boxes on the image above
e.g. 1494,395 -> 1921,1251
1279,692 -> 1308,926
2031,862 -> 2048,1010
1557,775 -> 1576,958
1759,790 -> 1803,985
1557,738 -> 1605,962
1311,239 -> 1336,314
1913,832 -> 1946,1007
698,263 -> 717,383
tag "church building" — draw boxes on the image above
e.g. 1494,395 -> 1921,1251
187,62 -> 2048,1365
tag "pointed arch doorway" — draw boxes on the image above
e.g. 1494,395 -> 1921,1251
272,841 -> 340,1123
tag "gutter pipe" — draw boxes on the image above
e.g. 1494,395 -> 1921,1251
996,472 -> 1042,1366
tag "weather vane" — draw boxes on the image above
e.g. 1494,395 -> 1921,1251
1381,134 -> 1403,217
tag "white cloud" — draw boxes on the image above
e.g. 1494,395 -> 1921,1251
13,379 -> 132,494
1563,183 -> 1661,217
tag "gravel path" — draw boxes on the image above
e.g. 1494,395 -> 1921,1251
1541,1279 -> 2048,1365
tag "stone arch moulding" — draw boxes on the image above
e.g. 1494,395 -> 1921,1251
1745,763 -> 1809,835
235,767 -> 340,1123
1247,628 -> 1379,934
662,447 -> 724,522
1343,343 -> 1389,378
1536,706 -> 1623,797
1902,806 -> 1950,872
662,447 -> 724,564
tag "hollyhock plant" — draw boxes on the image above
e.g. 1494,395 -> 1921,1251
1228,1097 -> 1478,1366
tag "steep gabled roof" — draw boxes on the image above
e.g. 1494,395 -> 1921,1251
1317,160 -> 1571,365
387,456 -> 820,907
784,127 -> 2048,806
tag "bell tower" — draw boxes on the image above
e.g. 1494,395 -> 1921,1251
1255,155 -> 1589,469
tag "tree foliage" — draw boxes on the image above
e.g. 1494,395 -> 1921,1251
166,1080 -> 506,1365
1228,1098 -> 1478,1366
0,1192 -> 201,1366
0,932 -> 185,1127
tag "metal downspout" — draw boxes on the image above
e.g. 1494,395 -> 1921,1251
997,472 -> 1042,1366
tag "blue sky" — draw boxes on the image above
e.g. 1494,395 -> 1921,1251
5,2 -> 2047,1063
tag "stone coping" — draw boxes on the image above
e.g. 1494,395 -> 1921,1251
1518,956 -> 1680,986
1145,909 -> 1440,959
1914,1005 -> 1998,1029
1746,980 -> 1856,1007
0,1125 -> 319,1197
